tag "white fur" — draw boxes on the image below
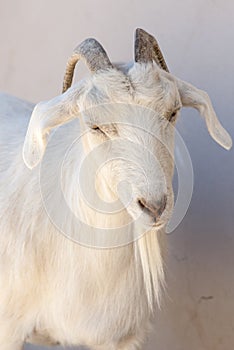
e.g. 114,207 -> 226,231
0,62 -> 231,350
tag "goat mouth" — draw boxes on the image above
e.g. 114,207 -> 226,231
150,220 -> 165,229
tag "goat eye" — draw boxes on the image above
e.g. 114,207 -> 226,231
169,110 -> 177,122
91,125 -> 105,134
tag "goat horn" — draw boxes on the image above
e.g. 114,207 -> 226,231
62,38 -> 113,93
134,28 -> 169,72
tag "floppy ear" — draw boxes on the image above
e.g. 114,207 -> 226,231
176,79 -> 232,150
23,89 -> 80,169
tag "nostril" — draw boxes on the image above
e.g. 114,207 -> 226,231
137,195 -> 167,220
137,198 -> 147,211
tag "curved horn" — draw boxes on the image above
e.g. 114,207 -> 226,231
134,28 -> 169,72
62,38 -> 113,93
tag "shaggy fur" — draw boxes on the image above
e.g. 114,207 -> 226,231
0,62 -> 231,350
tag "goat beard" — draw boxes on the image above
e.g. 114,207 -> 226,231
134,225 -> 166,310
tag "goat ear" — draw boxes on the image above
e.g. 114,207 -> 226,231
177,79 -> 232,150
23,90 -> 80,169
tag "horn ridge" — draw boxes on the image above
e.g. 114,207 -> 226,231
135,28 -> 169,72
63,38 -> 113,93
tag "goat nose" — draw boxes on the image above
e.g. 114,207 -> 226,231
137,195 -> 167,221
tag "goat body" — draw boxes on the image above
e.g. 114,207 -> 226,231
0,92 -> 164,350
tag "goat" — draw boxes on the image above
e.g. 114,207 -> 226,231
0,28 -> 232,350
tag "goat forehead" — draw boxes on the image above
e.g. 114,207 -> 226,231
83,99 -> 164,128
92,70 -> 133,100
81,65 -> 180,126
128,63 -> 179,100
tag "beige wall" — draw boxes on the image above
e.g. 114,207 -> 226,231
1,1 -> 234,349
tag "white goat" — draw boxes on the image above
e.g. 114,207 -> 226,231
0,29 -> 232,350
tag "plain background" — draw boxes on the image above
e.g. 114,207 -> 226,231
1,1 -> 234,349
